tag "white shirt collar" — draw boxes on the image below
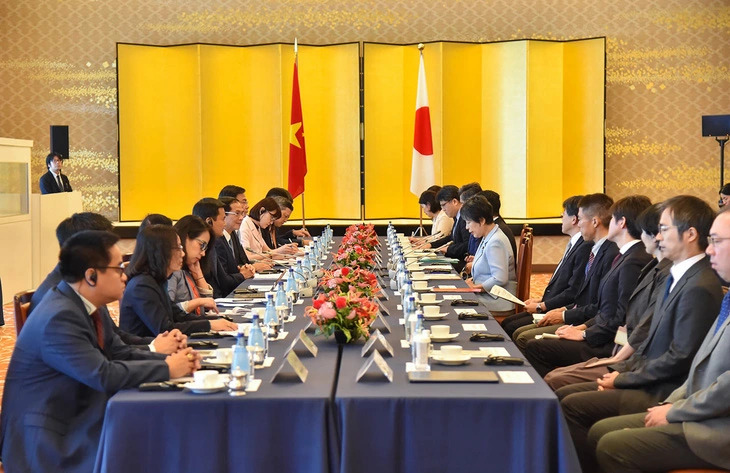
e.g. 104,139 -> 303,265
669,253 -> 705,291
619,239 -> 641,254
591,236 -> 608,254
222,229 -> 232,243
569,232 -> 582,247
68,284 -> 98,315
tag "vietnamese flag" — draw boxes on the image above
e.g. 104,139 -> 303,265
410,50 -> 435,196
288,57 -> 307,199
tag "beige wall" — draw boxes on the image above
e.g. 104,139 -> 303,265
1,0 -> 728,222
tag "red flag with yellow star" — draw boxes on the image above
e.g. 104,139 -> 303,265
288,58 -> 307,199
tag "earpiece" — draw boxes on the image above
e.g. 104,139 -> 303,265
86,270 -> 98,287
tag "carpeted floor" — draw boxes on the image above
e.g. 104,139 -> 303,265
0,272 -> 551,410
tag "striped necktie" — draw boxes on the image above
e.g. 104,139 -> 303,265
584,250 -> 596,276
714,292 -> 730,334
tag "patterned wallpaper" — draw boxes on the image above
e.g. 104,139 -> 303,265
0,0 -> 728,221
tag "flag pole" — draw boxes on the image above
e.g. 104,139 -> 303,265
414,43 -> 427,237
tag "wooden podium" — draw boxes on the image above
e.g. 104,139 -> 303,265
31,191 -> 83,287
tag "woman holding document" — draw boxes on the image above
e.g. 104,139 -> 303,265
462,195 -> 517,312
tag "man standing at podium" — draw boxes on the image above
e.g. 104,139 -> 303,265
39,152 -> 72,194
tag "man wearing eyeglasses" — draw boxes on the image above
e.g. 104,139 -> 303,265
559,195 -> 723,472
0,230 -> 200,472
218,197 -> 255,279
39,152 -> 73,194
589,207 -> 730,473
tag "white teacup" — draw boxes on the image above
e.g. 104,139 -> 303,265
193,370 -> 219,388
441,345 -> 463,359
431,325 -> 450,338
423,305 -> 441,316
413,280 -> 428,290
420,293 -> 437,303
215,348 -> 232,363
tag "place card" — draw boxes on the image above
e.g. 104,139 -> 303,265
284,330 -> 319,357
361,329 -> 394,357
375,298 -> 391,316
462,323 -> 487,331
271,350 -> 309,383
370,311 -> 392,333
400,339 -> 410,349
405,362 -> 430,372
478,347 -> 511,357
356,350 -> 393,383
302,319 -> 317,333
441,294 -> 462,300
497,371 -> 534,384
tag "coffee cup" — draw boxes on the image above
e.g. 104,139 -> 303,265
423,305 -> 441,316
215,348 -> 232,363
431,325 -> 450,338
440,345 -> 463,359
420,293 -> 437,303
413,280 -> 428,290
193,370 -> 219,388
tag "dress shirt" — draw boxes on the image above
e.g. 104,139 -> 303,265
431,210 -> 453,237
669,253 -> 706,293
618,239 -> 641,255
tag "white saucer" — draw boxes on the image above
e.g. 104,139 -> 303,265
418,299 -> 442,305
183,382 -> 226,394
430,333 -> 460,342
432,354 -> 471,365
423,313 -> 448,320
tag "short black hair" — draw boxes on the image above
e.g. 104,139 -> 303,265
661,195 -> 716,251
56,212 -> 113,246
481,190 -> 502,215
126,225 -> 178,283
460,195 -> 494,224
426,185 -> 442,193
139,213 -> 172,232
174,215 -> 214,273
271,195 -> 294,211
45,152 -> 63,168
418,190 -> 441,213
637,203 -> 662,237
219,185 -> 246,199
611,195 -> 652,239
720,183 -> 730,196
562,195 -> 584,218
192,198 -> 224,223
59,230 -> 119,283
266,187 -> 293,201
219,196 -> 238,213
436,185 -> 460,204
459,183 -> 482,202
578,193 -> 614,228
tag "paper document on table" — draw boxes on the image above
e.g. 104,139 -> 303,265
489,286 -> 525,306
478,347 -> 511,357
498,371 -> 534,384
248,285 -> 273,292
253,273 -> 284,280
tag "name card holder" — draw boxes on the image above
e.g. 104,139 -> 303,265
302,319 -> 317,333
370,311 -> 392,333
356,350 -> 393,383
374,298 -> 391,316
271,350 -> 309,383
361,329 -> 395,357
284,330 -> 319,357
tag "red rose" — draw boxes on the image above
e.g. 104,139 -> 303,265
341,267 -> 351,276
335,296 -> 347,309
313,299 -> 323,309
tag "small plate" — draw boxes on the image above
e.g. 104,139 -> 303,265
430,333 -> 460,342
423,313 -> 448,320
183,382 -> 226,394
432,354 -> 471,365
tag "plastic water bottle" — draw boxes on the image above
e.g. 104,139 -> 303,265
247,314 -> 266,367
286,267 -> 297,293
231,330 -> 250,375
264,293 -> 278,338
275,281 -> 287,307
401,279 -> 413,304
404,295 -> 417,342
414,328 -> 430,371
411,311 -> 424,360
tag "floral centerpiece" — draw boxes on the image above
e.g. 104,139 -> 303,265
341,223 -> 379,252
319,266 -> 380,298
333,245 -> 377,270
306,289 -> 379,343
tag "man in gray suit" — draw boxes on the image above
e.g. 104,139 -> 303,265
589,208 -> 730,473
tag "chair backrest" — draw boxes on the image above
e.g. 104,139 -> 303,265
520,224 -> 533,240
516,235 -> 533,302
13,290 -> 35,336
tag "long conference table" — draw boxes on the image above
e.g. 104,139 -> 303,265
94,238 -> 580,473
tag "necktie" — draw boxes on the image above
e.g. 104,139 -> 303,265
228,236 -> 235,255
56,174 -> 64,191
662,275 -> 674,303
584,250 -> 596,276
611,253 -> 621,268
184,272 -> 202,315
90,310 -> 104,350
714,292 -> 730,334
549,240 -> 573,284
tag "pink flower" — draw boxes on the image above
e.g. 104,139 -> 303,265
346,309 -> 357,319
319,302 -> 336,319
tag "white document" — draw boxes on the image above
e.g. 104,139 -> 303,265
248,284 -> 273,292
498,371 -> 534,384
489,285 -> 525,306
252,273 -> 284,281
437,285 -> 457,289
462,323 -> 487,331
453,308 -> 477,315
478,347 -> 511,357
441,294 -> 462,300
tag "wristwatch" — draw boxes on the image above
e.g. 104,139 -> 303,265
582,330 -> 587,340
536,303 -> 544,313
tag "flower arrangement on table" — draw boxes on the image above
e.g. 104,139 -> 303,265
341,223 -> 379,252
333,245 -> 377,270
319,266 -> 381,298
306,289 -> 379,343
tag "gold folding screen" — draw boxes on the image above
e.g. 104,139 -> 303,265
363,39 -> 605,219
118,43 -> 360,221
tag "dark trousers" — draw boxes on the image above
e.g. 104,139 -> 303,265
500,311 -> 533,338
523,338 -> 613,377
557,382 -> 663,472
589,413 -> 720,473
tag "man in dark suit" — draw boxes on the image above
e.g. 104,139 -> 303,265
523,195 -> 653,376
502,195 -> 591,338
589,208 -> 730,473
0,230 -> 199,472
29,212 -> 185,354
39,152 -> 72,194
218,196 -> 255,279
557,195 -> 723,472
513,193 -> 620,349
425,185 -> 471,268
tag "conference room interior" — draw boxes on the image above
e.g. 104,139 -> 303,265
1,1 -> 729,472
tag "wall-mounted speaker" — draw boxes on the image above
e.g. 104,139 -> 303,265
702,115 -> 730,137
50,125 -> 69,158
